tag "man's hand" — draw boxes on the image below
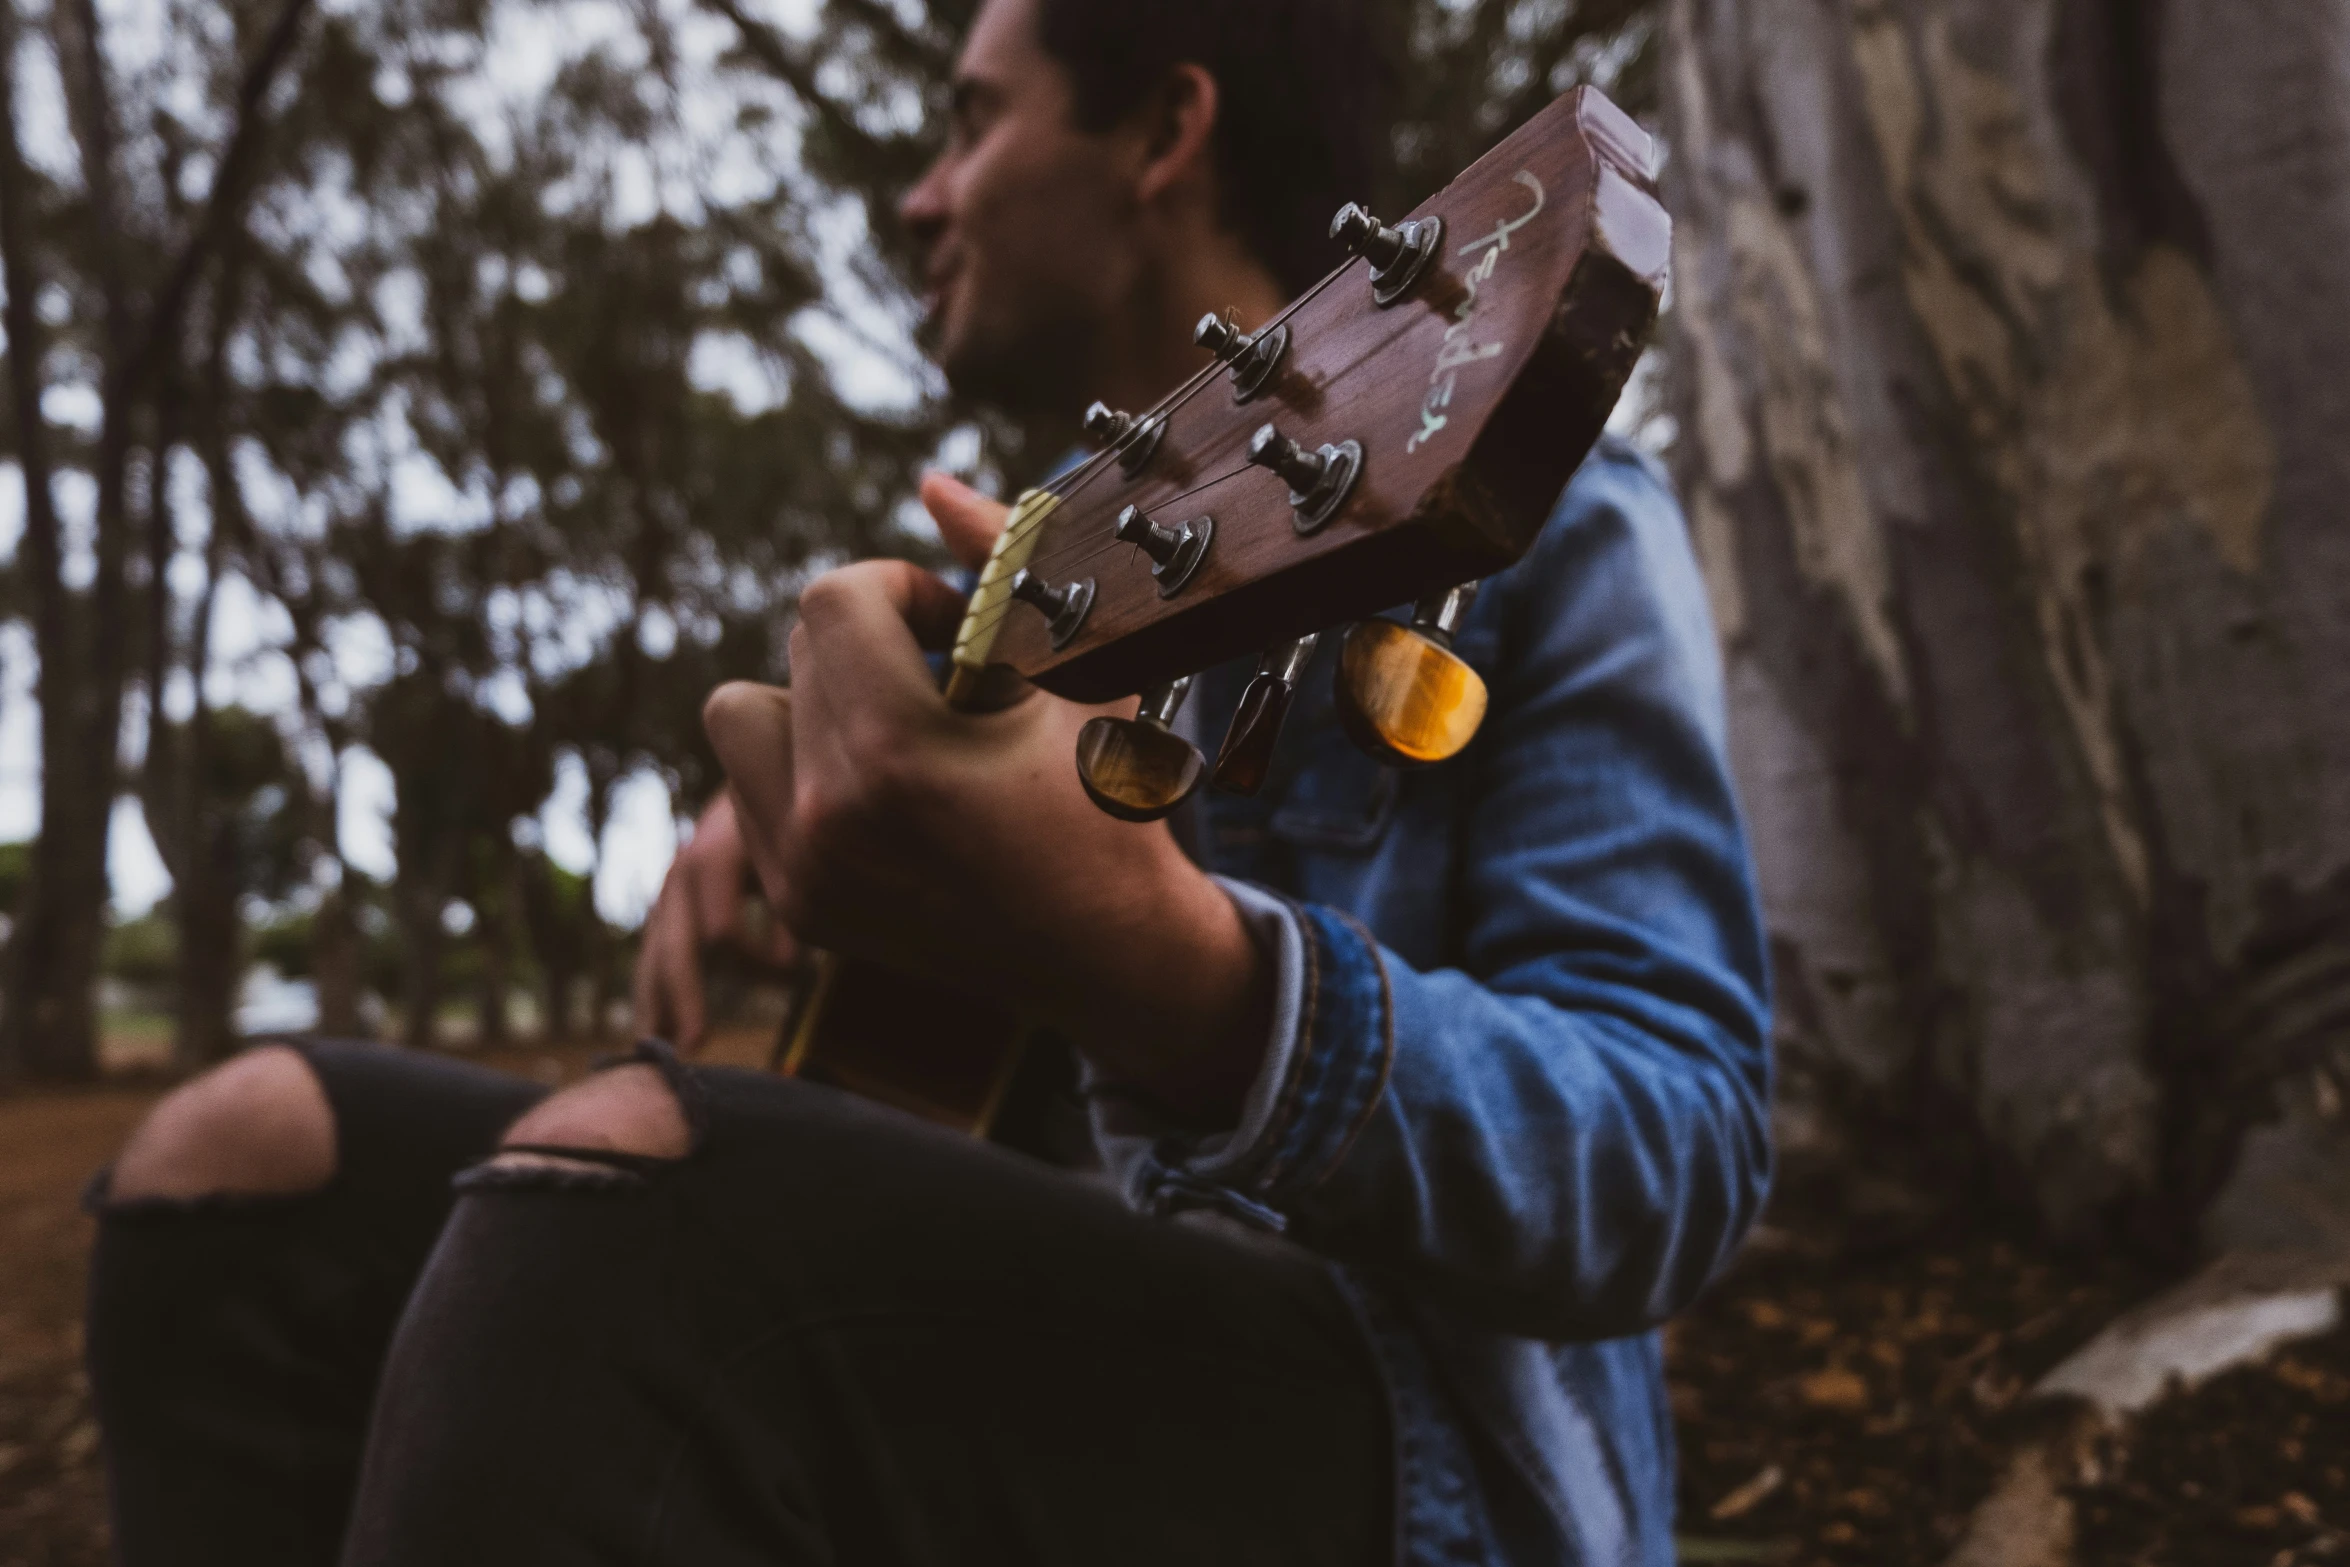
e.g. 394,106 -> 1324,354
703,473 -> 1273,1122
631,791 -> 797,1052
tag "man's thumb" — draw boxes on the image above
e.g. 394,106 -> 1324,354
921,471 -> 1010,572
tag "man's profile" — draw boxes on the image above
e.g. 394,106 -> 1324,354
84,2 -> 1772,1564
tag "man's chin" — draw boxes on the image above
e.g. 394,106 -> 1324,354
936,333 -> 1068,419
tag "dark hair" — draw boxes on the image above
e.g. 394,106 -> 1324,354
1031,0 -> 1395,297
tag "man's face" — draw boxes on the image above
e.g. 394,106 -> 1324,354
898,0 -> 1140,414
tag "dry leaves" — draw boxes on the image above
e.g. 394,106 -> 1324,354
1798,1367 -> 1870,1413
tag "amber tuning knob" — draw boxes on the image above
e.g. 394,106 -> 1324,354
1335,585 -> 1488,767
1075,678 -> 1205,823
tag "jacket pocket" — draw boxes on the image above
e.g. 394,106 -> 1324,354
1268,731 -> 1398,853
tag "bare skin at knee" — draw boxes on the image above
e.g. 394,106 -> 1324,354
491,1064 -> 691,1174
110,1045 -> 337,1202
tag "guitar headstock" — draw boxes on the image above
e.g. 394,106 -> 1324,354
949,86 -> 1669,817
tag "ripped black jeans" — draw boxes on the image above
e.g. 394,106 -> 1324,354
86,1041 -> 1389,1566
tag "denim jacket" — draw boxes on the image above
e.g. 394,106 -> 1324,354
1089,436 -> 1774,1566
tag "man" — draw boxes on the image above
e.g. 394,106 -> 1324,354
84,0 -> 1772,1562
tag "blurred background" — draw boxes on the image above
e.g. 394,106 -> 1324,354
5,0 -> 2349,1562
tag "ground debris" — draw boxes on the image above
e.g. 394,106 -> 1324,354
2067,1322 -> 2350,1565
1667,1180 -> 2160,1565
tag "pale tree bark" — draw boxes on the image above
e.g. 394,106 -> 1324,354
1665,0 -> 2350,1250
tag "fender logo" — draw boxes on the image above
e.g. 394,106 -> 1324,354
1406,171 -> 1547,455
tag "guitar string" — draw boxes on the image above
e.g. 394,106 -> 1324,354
1017,261 -> 1357,561
958,252 -> 1361,591
954,249 -> 1378,644
948,458 -> 1268,646
1035,255 -> 1353,514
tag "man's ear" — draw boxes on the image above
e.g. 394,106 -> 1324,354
1133,62 -> 1220,209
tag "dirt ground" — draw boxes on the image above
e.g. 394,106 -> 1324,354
2,1042 -> 2342,1566
0,1082 -> 145,1567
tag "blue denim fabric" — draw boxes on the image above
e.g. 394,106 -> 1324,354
1104,436 -> 1774,1566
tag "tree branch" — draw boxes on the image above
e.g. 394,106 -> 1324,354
696,0 -> 883,167
130,0 -> 316,396
0,0 -> 63,601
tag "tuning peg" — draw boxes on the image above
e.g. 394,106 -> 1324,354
1336,584 -> 1487,767
1329,202 -> 1444,306
1082,400 -> 1167,476
1193,312 -> 1288,402
1211,634 -> 1321,796
1009,568 -> 1096,650
1075,678 -> 1205,823
1113,505 -> 1214,597
1247,423 -> 1362,533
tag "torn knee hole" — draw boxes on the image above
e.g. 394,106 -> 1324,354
494,1062 -> 695,1170
106,1045 -> 337,1204
462,1143 -> 673,1194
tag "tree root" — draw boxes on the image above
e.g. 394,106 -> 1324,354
1941,1252 -> 2350,1567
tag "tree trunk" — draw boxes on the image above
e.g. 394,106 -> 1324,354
395,869 -> 448,1052
473,848 -> 515,1049
0,0 -> 103,1083
312,884 -> 363,1038
1664,0 -> 2350,1250
583,768 -> 618,1041
172,839 -> 242,1069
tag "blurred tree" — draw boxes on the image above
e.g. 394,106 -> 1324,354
518,848 -> 596,1041
1666,0 -> 2350,1256
2,0 -> 1661,1077
141,705 -> 301,1067
0,840 -> 28,923
0,0 -> 316,1080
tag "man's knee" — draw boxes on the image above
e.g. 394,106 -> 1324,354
109,1045 -> 337,1202
490,1063 -> 691,1174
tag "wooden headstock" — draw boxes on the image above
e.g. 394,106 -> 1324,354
949,85 -> 1668,804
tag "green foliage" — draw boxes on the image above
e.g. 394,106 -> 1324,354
103,914 -> 181,993
0,841 -> 29,920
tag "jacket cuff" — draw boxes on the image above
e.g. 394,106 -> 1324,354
1107,890 -> 1395,1228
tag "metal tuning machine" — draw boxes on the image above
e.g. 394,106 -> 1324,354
1210,634 -> 1321,797
1009,569 -> 1095,650
1114,505 -> 1213,597
1335,584 -> 1487,766
1075,677 -> 1204,823
1329,203 -> 1444,307
1247,423 -> 1362,534
1194,313 -> 1289,403
1082,400 -> 1167,478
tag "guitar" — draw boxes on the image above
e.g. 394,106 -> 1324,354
773,84 -> 1670,1137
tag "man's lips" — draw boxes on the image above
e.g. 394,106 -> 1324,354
919,256 -> 961,325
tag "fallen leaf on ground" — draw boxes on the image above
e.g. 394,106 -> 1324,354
1710,1463 -> 1785,1521
1799,1368 -> 1869,1413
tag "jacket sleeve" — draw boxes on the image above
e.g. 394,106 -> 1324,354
1101,446 -> 1775,1343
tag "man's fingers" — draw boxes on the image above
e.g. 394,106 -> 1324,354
632,879 -> 708,1050
682,793 -> 750,944
921,471 -> 1010,572
797,557 -> 972,664
702,685 -> 797,899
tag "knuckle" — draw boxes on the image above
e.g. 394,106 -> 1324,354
795,569 -> 857,628
700,680 -> 767,735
